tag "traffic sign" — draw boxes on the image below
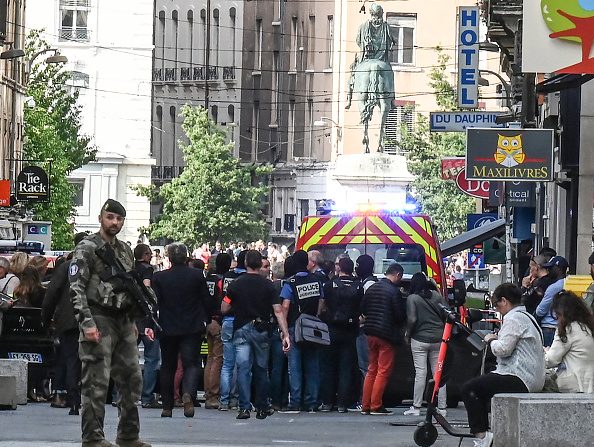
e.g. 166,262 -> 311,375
430,111 -> 504,132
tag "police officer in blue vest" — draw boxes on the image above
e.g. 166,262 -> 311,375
279,250 -> 325,413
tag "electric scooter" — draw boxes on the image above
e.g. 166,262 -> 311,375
413,304 -> 489,447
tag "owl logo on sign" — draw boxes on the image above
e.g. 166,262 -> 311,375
494,134 -> 525,167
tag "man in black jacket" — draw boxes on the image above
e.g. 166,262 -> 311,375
360,263 -> 406,416
42,232 -> 87,415
319,257 -> 363,412
152,243 -> 210,418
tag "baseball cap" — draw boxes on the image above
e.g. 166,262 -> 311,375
542,256 -> 569,269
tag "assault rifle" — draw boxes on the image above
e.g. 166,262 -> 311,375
95,243 -> 162,331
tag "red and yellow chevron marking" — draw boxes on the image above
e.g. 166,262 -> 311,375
297,213 -> 444,287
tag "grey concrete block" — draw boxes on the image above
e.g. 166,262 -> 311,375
0,359 -> 28,405
0,375 -> 17,409
492,393 -> 594,447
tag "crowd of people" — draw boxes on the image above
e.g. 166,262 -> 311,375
1,200 -> 594,447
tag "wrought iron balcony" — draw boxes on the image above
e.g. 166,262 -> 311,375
207,66 -> 219,80
180,67 -> 191,81
164,68 -> 177,82
193,66 -> 205,81
59,27 -> 90,42
152,68 -> 163,82
151,165 -> 162,179
162,166 -> 175,179
223,66 -> 235,80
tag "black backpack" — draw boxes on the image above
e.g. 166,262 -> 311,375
325,277 -> 362,326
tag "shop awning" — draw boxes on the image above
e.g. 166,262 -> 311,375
441,218 -> 505,257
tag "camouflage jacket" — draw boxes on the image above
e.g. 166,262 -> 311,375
69,233 -> 134,330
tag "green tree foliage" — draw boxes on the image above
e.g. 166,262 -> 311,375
398,51 -> 474,240
137,105 -> 270,247
24,30 -> 95,249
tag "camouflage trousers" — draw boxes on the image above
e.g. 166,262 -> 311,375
79,314 -> 142,443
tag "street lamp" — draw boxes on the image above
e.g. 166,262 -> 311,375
478,69 -> 512,111
314,116 -> 342,139
26,48 -> 68,81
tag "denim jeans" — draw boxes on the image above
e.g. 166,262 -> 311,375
410,338 -> 445,409
219,318 -> 237,405
233,322 -> 271,411
320,327 -> 357,408
541,327 -> 556,348
139,335 -> 160,404
159,332 -> 203,411
287,326 -> 320,410
270,327 -> 289,409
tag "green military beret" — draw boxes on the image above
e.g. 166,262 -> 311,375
102,199 -> 126,217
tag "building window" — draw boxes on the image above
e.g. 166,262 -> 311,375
308,16 -> 315,70
326,15 -> 334,69
211,105 -> 218,124
200,9 -> 207,65
170,106 -> 177,166
300,199 -> 310,221
228,104 -> 235,124
70,178 -> 85,207
156,105 -> 163,165
252,101 -> 260,161
271,52 -> 279,123
59,0 -> 90,41
172,10 -> 179,71
159,11 -> 166,72
384,103 -> 415,154
288,100 -> 295,160
187,10 -> 194,67
255,19 -> 263,70
230,8 -> 236,67
213,9 -> 220,67
387,13 -> 416,65
291,17 -> 298,71
307,99 -> 314,158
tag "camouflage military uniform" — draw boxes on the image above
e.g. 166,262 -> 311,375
69,233 -> 142,445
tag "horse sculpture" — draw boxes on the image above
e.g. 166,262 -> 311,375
345,3 -> 396,154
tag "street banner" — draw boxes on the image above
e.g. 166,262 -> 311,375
523,0 -> 594,74
16,166 -> 50,202
466,128 -> 554,182
455,169 -> 490,199
430,111 -> 505,132
441,157 -> 465,180
0,179 -> 9,207
469,245 -> 485,269
488,181 -> 536,208
457,6 -> 480,108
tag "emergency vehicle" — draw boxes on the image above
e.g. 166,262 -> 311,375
296,206 -> 447,293
295,204 -> 478,407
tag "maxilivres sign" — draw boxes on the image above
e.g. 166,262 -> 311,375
466,129 -> 554,182
457,6 -> 479,109
16,166 -> 50,202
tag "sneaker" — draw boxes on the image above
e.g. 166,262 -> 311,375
307,407 -> 318,414
360,409 -> 371,415
256,408 -> 274,420
229,398 -> 239,409
436,408 -> 447,417
141,400 -> 162,409
319,404 -> 333,412
370,407 -> 394,416
182,393 -> 194,418
337,407 -> 348,413
236,409 -> 250,420
279,407 -> 301,414
347,403 -> 362,412
218,403 -> 230,411
403,406 -> 421,416
472,431 -> 493,447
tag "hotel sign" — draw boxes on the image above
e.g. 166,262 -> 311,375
466,129 -> 554,182
457,6 -> 480,108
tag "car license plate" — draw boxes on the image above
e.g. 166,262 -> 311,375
8,352 -> 43,363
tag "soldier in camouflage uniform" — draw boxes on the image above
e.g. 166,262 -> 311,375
69,199 -> 151,447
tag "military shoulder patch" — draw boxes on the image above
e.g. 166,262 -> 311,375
69,261 -> 82,279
